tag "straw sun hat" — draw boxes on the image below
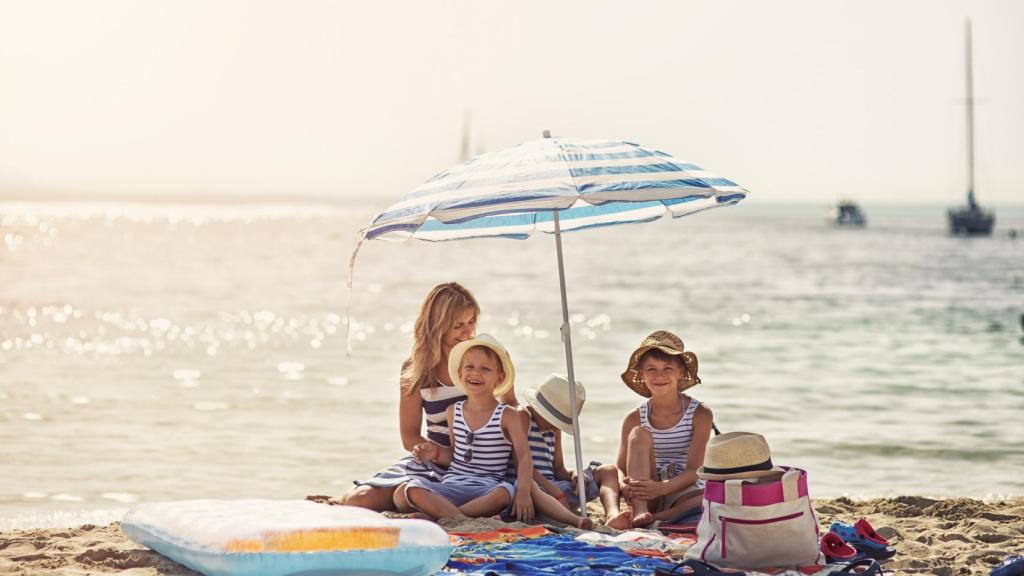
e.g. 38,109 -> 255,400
524,375 -> 585,435
620,330 -> 699,397
696,432 -> 787,481
447,333 -> 515,397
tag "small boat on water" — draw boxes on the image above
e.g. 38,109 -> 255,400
948,19 -> 995,236
827,200 -> 866,227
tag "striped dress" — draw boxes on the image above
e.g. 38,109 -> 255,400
446,401 -> 512,481
354,382 -> 466,487
639,393 -> 703,486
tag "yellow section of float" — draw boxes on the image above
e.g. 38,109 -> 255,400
225,526 -> 401,552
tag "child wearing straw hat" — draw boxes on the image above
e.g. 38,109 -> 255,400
402,334 -> 535,521
606,330 -> 714,529
517,375 -> 603,529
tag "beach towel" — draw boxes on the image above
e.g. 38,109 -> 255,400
447,533 -> 676,575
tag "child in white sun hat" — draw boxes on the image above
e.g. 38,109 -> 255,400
402,334 -> 535,521
520,374 -> 626,529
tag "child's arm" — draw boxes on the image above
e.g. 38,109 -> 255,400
551,433 -> 573,482
504,408 -> 535,521
411,405 -> 455,466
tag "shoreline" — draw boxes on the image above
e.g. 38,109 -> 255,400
1,496 -> 1020,575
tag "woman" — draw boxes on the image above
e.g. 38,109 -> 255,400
340,282 -> 516,512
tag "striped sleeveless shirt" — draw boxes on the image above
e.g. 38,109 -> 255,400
639,393 -> 701,476
527,418 -> 557,480
420,382 -> 467,447
447,401 -> 512,481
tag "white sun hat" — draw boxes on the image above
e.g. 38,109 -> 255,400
447,333 -> 515,397
524,374 -> 586,435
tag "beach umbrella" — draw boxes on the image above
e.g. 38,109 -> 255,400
348,132 -> 749,512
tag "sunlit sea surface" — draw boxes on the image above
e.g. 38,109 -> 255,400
2,199 -> 1022,529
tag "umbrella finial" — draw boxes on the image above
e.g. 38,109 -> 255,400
542,129 -> 551,139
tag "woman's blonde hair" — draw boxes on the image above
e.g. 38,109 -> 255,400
401,282 -> 479,396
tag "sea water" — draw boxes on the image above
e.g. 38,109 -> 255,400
1,199 -> 1022,529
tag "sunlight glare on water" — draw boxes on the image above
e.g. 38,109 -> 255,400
1,200 -> 1022,528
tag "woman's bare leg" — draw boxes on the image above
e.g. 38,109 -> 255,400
338,485 -> 397,512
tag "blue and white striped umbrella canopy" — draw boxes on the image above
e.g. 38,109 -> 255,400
362,137 -> 748,242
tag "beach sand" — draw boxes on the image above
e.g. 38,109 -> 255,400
1,497 -> 1020,575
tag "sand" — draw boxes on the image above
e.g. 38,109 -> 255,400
1,497 -> 1021,575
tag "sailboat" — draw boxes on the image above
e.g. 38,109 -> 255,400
948,19 -> 995,236
827,199 -> 867,227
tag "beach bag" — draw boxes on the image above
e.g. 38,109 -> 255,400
685,467 -> 824,570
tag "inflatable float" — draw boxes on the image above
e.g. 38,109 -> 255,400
121,499 -> 451,576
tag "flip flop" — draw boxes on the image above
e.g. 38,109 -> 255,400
827,558 -> 883,575
829,519 -> 896,560
821,532 -> 858,563
654,559 -> 746,576
992,555 -> 1024,576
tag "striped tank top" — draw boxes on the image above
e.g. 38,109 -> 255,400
421,382 -> 467,447
447,401 -> 512,480
527,418 -> 557,480
639,393 -> 701,476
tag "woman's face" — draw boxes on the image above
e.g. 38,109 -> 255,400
441,308 -> 477,357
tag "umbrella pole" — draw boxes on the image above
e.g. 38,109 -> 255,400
552,210 -> 588,517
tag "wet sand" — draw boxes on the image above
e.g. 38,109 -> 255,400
1,497 -> 1021,575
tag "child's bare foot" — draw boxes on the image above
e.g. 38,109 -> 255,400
632,511 -> 654,528
576,516 -> 594,530
605,510 -> 633,530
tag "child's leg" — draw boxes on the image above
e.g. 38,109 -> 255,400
392,482 -> 413,512
625,426 -> 659,527
458,486 -> 512,518
653,490 -> 703,523
595,464 -> 631,530
404,486 -> 462,520
531,482 -> 593,529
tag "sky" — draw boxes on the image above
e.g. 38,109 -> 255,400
1,0 -> 1022,205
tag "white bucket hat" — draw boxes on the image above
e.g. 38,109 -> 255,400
523,374 -> 585,435
447,333 -> 515,398
697,431 -> 787,481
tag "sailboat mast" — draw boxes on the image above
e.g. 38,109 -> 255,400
965,19 -> 976,209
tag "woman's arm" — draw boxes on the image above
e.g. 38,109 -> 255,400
399,386 -> 429,452
498,385 -> 518,406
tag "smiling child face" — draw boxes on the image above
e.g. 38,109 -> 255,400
639,355 -> 685,395
458,346 -> 505,397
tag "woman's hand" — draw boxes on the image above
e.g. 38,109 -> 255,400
513,489 -> 535,521
411,442 -> 439,464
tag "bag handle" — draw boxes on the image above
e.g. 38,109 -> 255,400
724,479 -> 744,505
782,468 -> 801,501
